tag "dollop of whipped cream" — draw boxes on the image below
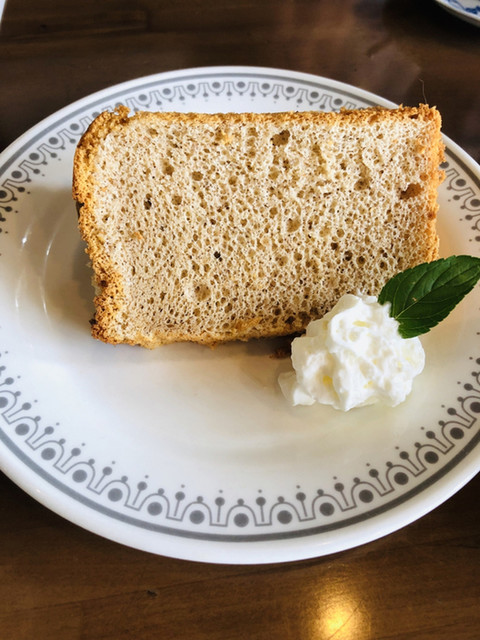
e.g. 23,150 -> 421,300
278,293 -> 425,411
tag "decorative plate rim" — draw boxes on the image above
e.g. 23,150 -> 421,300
0,66 -> 479,564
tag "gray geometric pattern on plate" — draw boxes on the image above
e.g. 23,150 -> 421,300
0,353 -> 479,539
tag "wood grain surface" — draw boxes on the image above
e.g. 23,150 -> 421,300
1,1 -> 479,638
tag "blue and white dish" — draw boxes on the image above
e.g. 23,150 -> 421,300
435,0 -> 480,26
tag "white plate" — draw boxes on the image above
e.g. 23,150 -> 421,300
434,0 -> 480,26
0,66 -> 479,565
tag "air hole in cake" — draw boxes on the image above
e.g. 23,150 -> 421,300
172,195 -> 182,205
400,183 -> 422,199
163,162 -> 174,176
287,218 -> 300,233
195,285 -> 210,301
214,251 -> 222,261
144,196 -> 152,210
192,171 -> 203,181
271,130 -> 290,146
355,178 -> 369,190
344,250 -> 353,262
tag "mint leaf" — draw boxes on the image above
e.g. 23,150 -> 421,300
378,255 -> 480,338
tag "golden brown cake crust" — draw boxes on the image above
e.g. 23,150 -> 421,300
73,105 -> 444,348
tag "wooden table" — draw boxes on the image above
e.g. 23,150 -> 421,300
1,1 -> 479,638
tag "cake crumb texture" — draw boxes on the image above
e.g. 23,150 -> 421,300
72,106 -> 444,347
